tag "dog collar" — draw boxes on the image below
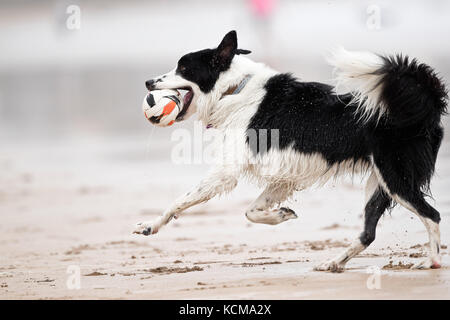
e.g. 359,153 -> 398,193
208,75 -> 253,129
233,74 -> 253,94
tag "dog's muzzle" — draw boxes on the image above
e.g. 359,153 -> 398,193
145,79 -> 156,90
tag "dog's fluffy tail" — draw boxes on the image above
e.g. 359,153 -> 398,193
328,47 -> 448,127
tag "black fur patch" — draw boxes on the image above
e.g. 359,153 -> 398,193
176,49 -> 220,93
376,54 -> 448,128
360,188 -> 392,246
369,56 -> 447,207
175,30 -> 249,93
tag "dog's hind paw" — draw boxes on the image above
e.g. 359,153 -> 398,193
411,258 -> 441,270
314,260 -> 345,273
133,222 -> 155,236
279,207 -> 298,221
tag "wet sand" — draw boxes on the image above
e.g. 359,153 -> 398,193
1,134 -> 450,299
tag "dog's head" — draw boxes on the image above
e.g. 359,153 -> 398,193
145,30 -> 251,122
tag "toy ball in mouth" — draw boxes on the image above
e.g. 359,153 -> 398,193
142,89 -> 183,127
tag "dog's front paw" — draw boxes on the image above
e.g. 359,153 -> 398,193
314,260 -> 345,273
133,222 -> 155,236
411,257 -> 441,270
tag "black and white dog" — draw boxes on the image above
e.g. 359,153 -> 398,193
134,31 -> 447,272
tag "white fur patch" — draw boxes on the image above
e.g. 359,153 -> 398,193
243,146 -> 370,196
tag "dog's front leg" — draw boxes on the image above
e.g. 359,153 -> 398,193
133,169 -> 238,236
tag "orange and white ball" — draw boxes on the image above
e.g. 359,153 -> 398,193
142,89 -> 182,127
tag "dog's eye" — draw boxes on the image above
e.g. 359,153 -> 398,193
178,65 -> 186,72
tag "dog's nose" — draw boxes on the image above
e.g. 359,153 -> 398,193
145,79 -> 155,90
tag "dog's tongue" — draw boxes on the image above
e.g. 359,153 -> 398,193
183,90 -> 193,106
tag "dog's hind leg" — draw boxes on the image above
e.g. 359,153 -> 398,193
245,183 -> 298,225
314,172 -> 392,272
393,195 -> 441,269
133,167 -> 238,236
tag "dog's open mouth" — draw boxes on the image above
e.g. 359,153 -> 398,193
176,87 -> 194,120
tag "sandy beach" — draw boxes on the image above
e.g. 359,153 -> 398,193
1,131 -> 449,300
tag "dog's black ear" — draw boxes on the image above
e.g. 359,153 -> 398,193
214,30 -> 238,70
236,49 -> 251,55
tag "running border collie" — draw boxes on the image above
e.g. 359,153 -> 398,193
134,31 -> 447,272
